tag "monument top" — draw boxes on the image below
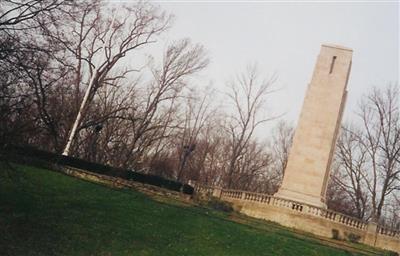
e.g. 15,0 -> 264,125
321,43 -> 353,52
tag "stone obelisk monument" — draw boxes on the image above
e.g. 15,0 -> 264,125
275,44 -> 353,208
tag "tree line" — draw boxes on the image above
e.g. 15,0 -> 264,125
1,0 -> 398,228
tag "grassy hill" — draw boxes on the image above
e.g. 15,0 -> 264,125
0,164 -> 389,256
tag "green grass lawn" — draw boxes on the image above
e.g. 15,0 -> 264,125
0,165 -> 385,256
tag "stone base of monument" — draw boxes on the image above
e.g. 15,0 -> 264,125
274,187 -> 327,209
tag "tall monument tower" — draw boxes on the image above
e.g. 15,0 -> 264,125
275,44 -> 353,208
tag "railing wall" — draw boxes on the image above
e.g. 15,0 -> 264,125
195,184 -> 400,252
218,188 -> 367,230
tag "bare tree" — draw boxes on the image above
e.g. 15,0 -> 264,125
358,85 -> 400,221
225,65 -> 277,188
331,84 -> 400,221
268,120 -> 294,191
328,125 -> 369,219
175,89 -> 214,181
382,195 -> 400,230
233,140 -> 272,191
185,115 -> 230,186
0,0 -> 70,150
326,166 -> 361,217
114,39 -> 208,169
74,81 -> 134,163
56,1 -> 172,155
0,0 -> 64,31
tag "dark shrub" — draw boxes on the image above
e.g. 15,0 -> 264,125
331,229 -> 340,240
148,156 -> 176,180
3,144 -> 194,194
345,232 -> 361,243
182,184 -> 194,194
206,197 -> 234,212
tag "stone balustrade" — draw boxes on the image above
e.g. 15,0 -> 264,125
217,187 -> 368,230
194,184 -> 399,253
221,189 -> 243,199
377,225 -> 400,238
194,185 -> 214,196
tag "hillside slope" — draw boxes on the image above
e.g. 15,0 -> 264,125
0,165 -> 387,256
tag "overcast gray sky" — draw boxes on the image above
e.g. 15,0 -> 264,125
111,0 -> 398,136
151,1 -> 399,129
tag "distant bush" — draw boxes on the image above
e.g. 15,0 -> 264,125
3,144 -> 194,195
201,197 -> 233,213
331,229 -> 340,240
385,251 -> 399,256
182,184 -> 194,194
344,232 -> 361,243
